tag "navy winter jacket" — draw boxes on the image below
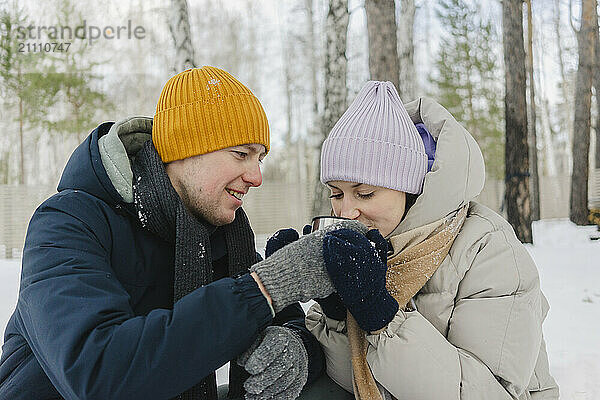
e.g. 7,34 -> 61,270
0,122 -> 323,399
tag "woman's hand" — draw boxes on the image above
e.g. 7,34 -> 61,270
250,220 -> 368,312
322,229 -> 398,332
265,228 -> 300,258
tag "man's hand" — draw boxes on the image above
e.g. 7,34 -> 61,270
267,226 -> 348,320
323,229 -> 398,332
238,326 -> 308,400
250,220 -> 368,312
252,228 -> 302,307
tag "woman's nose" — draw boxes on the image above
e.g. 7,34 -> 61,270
339,201 -> 360,219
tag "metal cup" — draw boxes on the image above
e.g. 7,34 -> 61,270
310,215 -> 351,232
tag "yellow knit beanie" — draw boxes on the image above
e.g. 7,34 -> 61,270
152,66 -> 270,163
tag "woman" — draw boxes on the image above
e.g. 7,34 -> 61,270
305,81 -> 559,399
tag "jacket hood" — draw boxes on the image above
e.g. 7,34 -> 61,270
389,98 -> 485,235
57,117 -> 153,206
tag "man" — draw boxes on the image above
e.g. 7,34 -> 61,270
0,66 -> 370,400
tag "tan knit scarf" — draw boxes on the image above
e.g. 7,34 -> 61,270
347,205 -> 468,400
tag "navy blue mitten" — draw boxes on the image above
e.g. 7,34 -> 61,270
322,228 -> 398,332
265,228 -> 300,258
315,292 -> 347,321
302,224 -> 312,236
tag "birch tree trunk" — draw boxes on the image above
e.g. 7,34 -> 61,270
540,97 -> 558,176
526,0 -> 539,220
305,0 -> 320,186
169,0 -> 196,73
535,20 -> 558,176
555,0 -> 573,174
313,0 -> 349,216
503,0 -> 532,243
322,0 -> 348,156
305,0 -> 320,118
397,0 -> 416,100
570,0 -> 596,225
365,0 -> 399,89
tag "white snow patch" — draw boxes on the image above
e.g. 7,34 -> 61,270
0,260 -> 20,339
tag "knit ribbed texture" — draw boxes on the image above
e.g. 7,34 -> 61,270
323,229 -> 399,332
320,81 -> 427,194
131,140 -> 257,400
238,326 -> 308,399
153,66 -> 270,163
250,220 -> 368,313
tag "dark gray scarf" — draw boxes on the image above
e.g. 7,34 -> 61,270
132,141 -> 256,400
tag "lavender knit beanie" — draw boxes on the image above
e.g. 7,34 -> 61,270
320,81 -> 428,194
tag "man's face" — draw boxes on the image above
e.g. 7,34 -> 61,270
165,144 -> 266,226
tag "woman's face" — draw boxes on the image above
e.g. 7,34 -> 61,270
327,181 -> 406,237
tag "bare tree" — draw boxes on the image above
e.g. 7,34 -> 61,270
535,16 -> 558,177
540,95 -> 558,176
281,18 -> 295,182
555,0 -> 573,174
313,0 -> 349,216
365,0 -> 399,88
323,0 -> 349,138
503,0 -> 532,242
303,0 -> 321,191
245,0 -> 259,91
304,0 -> 322,185
397,0 -> 417,100
169,0 -> 197,72
569,0 -> 596,225
272,1 -> 318,186
0,6 -> 36,185
593,0 -> 600,170
305,0 -> 320,119
525,0 -> 540,221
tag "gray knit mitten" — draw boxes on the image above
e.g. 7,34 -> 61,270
251,220 -> 367,312
238,326 -> 307,400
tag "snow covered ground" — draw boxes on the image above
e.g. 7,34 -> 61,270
528,221 -> 600,400
1,219 -> 599,399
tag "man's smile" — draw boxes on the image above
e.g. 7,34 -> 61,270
226,188 -> 245,201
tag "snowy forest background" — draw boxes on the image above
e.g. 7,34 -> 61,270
0,0 -> 598,244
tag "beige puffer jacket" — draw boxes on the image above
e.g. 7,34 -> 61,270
306,98 -> 559,399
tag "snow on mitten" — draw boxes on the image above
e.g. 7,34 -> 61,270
323,229 -> 398,332
265,228 -> 299,258
238,326 -> 308,400
251,220 -> 368,312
